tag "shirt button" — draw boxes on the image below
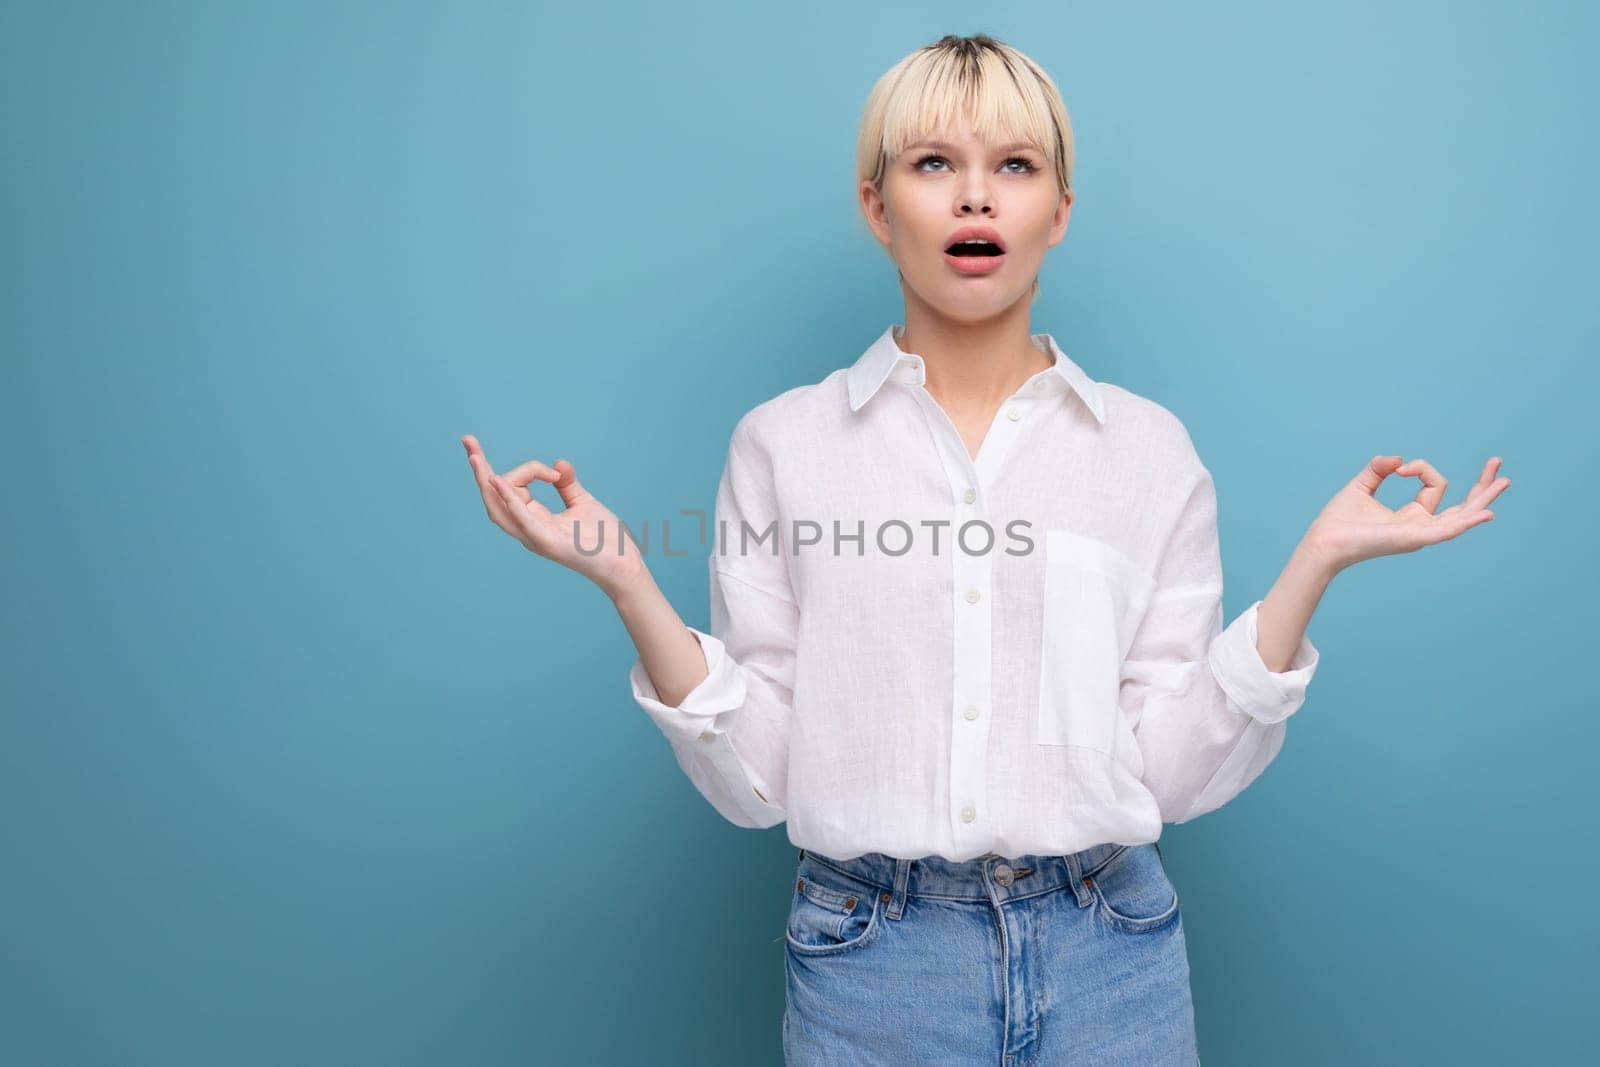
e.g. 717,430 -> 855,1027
1033,379 -> 1046,391
1006,409 -> 1021,421
698,729 -> 716,742
963,487 -> 976,504
964,705 -> 979,721
965,588 -> 981,604
961,805 -> 976,823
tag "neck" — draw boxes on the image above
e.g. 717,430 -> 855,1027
894,294 -> 1054,415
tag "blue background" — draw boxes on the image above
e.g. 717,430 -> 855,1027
3,1 -> 1593,1063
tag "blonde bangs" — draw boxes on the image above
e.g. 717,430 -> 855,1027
856,34 -> 1074,196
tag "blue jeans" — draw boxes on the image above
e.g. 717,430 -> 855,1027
782,841 -> 1200,1065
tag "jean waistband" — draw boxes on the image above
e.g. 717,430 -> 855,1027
798,841 -> 1151,907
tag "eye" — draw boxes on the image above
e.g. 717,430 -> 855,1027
911,153 -> 1039,175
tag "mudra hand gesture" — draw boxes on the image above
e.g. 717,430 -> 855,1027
1305,455 -> 1510,574
461,434 -> 646,599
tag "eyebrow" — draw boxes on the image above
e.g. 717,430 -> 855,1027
905,139 -> 1043,154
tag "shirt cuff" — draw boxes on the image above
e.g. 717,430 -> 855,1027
629,626 -> 749,745
1206,598 -> 1320,725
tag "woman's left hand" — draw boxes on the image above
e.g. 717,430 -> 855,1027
1302,455 -> 1510,575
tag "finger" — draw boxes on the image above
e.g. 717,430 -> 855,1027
1445,509 -> 1496,540
1424,506 -> 1496,545
500,463 -> 555,524
1469,459 -> 1509,505
471,452 -> 551,531
468,441 -> 543,505
485,472 -> 521,528
468,452 -> 518,529
501,458 -> 564,503
1395,457 -> 1447,513
1442,465 -> 1511,518
1462,475 -> 1511,514
1354,454 -> 1406,495
487,471 -> 549,536
548,458 -> 594,509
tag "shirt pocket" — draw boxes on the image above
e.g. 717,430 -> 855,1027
1036,527 -> 1157,753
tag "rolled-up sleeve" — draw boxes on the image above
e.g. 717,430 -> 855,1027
1125,459 -> 1320,824
628,414 -> 796,830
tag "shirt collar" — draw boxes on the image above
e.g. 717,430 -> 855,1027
845,323 -> 1107,424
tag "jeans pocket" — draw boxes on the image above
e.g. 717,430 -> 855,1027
1082,842 -> 1181,934
1037,528 -> 1156,754
785,858 -> 883,957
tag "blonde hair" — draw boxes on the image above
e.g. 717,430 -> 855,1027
855,33 -> 1076,300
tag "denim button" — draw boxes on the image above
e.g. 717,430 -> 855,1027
993,863 -> 1015,886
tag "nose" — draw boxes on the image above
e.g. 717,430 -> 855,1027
958,179 -> 994,216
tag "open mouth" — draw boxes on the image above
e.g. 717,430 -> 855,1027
945,240 -> 1005,258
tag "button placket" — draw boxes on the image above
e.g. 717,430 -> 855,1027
950,499 -> 991,846
907,389 -> 999,850
909,383 -> 1051,853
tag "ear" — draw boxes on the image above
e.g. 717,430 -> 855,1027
860,177 -> 892,248
1046,187 -> 1073,248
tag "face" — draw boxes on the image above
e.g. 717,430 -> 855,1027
860,120 -> 1071,319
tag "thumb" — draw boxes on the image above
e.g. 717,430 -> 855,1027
551,458 -> 593,508
1353,453 -> 1405,494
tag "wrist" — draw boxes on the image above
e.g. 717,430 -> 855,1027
603,560 -> 659,610
1292,528 -> 1344,586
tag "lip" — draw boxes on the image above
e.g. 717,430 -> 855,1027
943,225 -> 1008,275
943,249 -> 1007,275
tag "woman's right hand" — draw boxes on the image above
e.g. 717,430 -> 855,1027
462,433 -> 649,600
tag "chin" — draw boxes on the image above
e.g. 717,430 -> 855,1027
909,275 -> 1030,318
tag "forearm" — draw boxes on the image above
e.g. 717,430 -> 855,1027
1255,537 -> 1339,673
611,567 -> 710,710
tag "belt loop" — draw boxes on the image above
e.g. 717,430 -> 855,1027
886,858 -> 913,920
1064,850 -> 1094,908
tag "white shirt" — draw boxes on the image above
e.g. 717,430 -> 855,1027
629,323 -> 1320,862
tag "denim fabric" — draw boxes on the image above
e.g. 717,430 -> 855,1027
782,841 -> 1199,1065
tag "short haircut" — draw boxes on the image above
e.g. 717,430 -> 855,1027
856,34 -> 1076,299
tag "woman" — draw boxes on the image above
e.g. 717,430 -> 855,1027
463,33 -> 1508,1066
